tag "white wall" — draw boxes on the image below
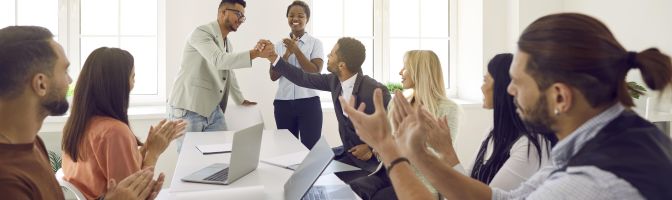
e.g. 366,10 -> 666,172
166,0 -> 293,133
37,0 -> 672,190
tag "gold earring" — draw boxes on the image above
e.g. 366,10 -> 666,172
554,108 -> 560,116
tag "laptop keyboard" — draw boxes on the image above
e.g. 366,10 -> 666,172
203,168 -> 230,181
303,187 -> 327,200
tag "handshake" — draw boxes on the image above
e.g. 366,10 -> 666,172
252,40 -> 278,63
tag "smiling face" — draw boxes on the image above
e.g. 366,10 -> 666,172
287,5 -> 308,33
399,66 -> 414,89
481,72 -> 494,109
326,43 -> 342,74
218,3 -> 246,32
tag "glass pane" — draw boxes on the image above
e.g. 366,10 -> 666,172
389,38 -> 419,84
120,0 -> 157,35
80,37 -> 118,79
390,0 -> 419,37
421,39 -> 450,88
344,0 -> 373,37
121,37 -> 158,95
357,38 -> 374,77
81,0 -> 119,35
319,37 -> 338,74
421,0 -> 449,37
17,0 -> 58,34
313,0 -> 343,37
0,0 -> 15,28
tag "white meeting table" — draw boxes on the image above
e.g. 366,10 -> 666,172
157,129 -> 358,200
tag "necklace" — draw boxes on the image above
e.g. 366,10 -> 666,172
0,132 -> 12,144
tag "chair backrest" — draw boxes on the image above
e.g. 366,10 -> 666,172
224,104 -> 264,131
56,168 -> 87,200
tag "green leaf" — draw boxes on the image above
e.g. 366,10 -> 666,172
627,81 -> 647,99
386,82 -> 404,93
48,150 -> 62,173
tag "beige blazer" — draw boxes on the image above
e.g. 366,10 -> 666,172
168,21 -> 252,117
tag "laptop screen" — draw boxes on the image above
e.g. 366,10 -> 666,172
284,137 -> 335,200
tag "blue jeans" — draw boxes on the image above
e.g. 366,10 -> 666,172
168,105 -> 227,152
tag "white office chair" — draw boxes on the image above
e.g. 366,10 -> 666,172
55,168 -> 86,200
224,103 -> 264,131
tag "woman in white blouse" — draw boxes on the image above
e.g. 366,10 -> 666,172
461,53 -> 557,190
350,50 -> 460,200
269,1 -> 324,149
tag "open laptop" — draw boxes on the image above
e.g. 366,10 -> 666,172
284,137 -> 357,200
181,123 -> 264,185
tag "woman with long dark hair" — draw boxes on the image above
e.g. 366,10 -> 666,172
467,53 -> 557,190
61,47 -> 186,200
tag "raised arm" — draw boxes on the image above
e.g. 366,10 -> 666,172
188,27 -> 254,71
391,91 -> 493,200
282,37 -> 324,73
257,40 -> 332,91
338,89 -> 435,199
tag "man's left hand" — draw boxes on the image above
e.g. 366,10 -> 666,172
349,144 -> 373,161
241,100 -> 257,106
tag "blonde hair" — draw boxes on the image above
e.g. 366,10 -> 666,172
390,50 -> 448,117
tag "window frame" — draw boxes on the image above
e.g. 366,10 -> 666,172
309,0 -> 457,103
59,0 -> 165,106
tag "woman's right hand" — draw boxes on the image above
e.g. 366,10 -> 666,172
143,119 -> 186,165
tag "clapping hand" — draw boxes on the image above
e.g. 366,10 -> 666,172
391,90 -> 457,163
349,144 -> 374,161
338,88 -> 393,150
104,168 -> 163,200
282,34 -> 300,56
143,119 -> 186,160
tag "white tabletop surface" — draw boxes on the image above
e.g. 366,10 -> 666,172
157,130 -> 358,200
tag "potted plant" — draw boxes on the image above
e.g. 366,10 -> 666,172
386,82 -> 403,93
627,81 -> 647,99
48,150 -> 62,173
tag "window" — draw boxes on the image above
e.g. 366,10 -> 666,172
0,0 -> 59,40
311,0 -> 455,98
79,0 -> 159,97
312,0 -> 375,76
2,0 -> 164,104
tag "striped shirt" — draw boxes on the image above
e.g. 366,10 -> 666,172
492,103 -> 645,200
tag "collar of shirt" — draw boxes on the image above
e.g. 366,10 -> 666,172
550,103 -> 625,167
293,32 -> 308,44
340,73 -> 358,117
341,73 -> 358,94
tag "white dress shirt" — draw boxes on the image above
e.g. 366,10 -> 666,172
340,73 -> 358,117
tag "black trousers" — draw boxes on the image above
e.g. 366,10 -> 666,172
274,96 -> 323,149
332,146 -> 380,184
348,168 -> 398,200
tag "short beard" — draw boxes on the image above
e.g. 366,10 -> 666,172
42,90 -> 69,116
225,20 -> 237,32
517,96 -> 556,138
327,65 -> 339,74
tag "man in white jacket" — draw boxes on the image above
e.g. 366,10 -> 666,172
168,0 -> 271,151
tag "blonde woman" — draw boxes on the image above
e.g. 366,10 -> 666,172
349,50 -> 459,200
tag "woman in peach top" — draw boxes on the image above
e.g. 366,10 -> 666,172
61,47 -> 186,200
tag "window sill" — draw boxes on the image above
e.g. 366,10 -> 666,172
320,98 -> 482,111
43,105 -> 167,123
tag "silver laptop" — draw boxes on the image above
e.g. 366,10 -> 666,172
284,137 -> 357,200
181,123 -> 264,185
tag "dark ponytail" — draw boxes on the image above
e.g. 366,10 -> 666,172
635,48 -> 672,91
